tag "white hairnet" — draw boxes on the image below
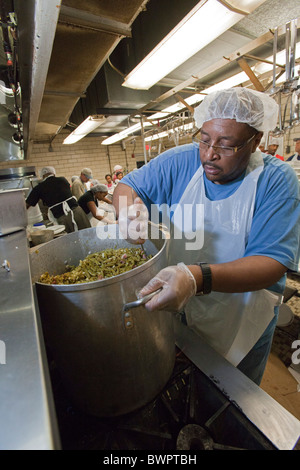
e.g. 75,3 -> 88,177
194,88 -> 279,132
113,165 -> 122,172
40,166 -> 56,177
91,183 -> 108,194
71,175 -> 79,182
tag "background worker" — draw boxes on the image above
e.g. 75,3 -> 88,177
26,166 -> 90,232
286,137 -> 300,161
78,183 -> 115,225
266,143 -> 284,161
71,167 -> 93,200
112,165 -> 123,183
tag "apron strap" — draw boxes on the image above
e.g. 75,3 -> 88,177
48,196 -> 78,231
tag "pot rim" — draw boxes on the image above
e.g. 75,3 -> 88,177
34,224 -> 169,292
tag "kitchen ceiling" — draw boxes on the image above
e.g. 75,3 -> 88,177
3,0 -> 300,159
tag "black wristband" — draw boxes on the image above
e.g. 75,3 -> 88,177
194,262 -> 212,295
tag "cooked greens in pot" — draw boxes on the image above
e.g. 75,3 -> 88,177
38,247 -> 152,285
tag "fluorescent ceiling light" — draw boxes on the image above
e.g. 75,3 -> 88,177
101,121 -> 152,146
63,115 -> 106,144
149,72 -> 249,120
107,20 -> 298,147
145,122 -> 194,141
149,40 -> 300,122
122,0 -> 267,90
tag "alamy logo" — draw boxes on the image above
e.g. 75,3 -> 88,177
96,197 -> 205,251
291,340 -> 300,365
0,340 -> 6,364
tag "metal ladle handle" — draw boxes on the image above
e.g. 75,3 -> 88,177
123,288 -> 162,312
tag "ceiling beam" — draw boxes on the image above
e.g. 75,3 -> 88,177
175,94 -> 195,114
133,23 -> 293,117
237,57 -> 265,91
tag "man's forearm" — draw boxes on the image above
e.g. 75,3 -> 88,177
188,256 -> 287,294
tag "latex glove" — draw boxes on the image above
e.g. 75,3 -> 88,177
102,218 -> 117,224
118,197 -> 149,244
138,262 -> 197,312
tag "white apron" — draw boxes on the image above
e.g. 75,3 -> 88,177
48,196 -> 78,231
169,150 -> 282,366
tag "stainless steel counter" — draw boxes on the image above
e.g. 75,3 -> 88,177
0,229 -> 60,450
174,318 -> 300,450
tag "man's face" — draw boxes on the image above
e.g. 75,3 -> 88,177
267,144 -> 278,156
96,191 -> 108,201
81,173 -> 89,183
295,140 -> 300,153
199,119 -> 262,185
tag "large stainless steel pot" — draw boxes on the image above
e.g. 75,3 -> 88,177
30,224 -> 175,417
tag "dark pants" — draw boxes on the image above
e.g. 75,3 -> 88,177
57,206 -> 90,233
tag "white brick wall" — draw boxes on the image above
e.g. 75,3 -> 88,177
0,130 -> 148,182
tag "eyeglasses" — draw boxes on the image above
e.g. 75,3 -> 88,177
192,129 -> 257,157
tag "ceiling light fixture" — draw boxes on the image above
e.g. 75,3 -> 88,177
101,121 -> 152,146
122,0 -> 267,90
106,19 -> 298,148
63,115 -> 107,144
145,122 -> 195,141
148,41 -> 300,122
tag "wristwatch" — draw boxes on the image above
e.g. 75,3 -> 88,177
194,262 -> 212,295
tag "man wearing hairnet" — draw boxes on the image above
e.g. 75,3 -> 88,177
113,88 -> 300,385
26,166 -> 90,233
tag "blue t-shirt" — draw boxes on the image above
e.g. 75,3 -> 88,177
121,143 -> 300,293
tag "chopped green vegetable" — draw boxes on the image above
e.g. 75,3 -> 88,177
38,247 -> 152,285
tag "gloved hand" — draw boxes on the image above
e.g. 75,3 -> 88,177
138,262 -> 197,312
102,218 -> 117,224
118,197 -> 149,244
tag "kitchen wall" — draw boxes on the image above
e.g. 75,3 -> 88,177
0,130 -> 146,182
0,128 -> 194,181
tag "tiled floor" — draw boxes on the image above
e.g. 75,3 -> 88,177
260,273 -> 300,432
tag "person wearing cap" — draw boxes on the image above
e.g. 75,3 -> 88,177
78,183 -> 116,225
113,87 -> 300,385
26,166 -> 90,233
71,167 -> 93,200
112,165 -> 123,183
266,143 -> 284,161
286,138 -> 300,161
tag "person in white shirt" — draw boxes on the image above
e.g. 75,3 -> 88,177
286,137 -> 300,161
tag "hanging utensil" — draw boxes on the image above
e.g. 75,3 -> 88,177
271,27 -> 278,94
289,19 -> 297,82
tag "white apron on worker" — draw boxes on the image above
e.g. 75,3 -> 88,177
47,196 -> 78,231
169,150 -> 282,366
